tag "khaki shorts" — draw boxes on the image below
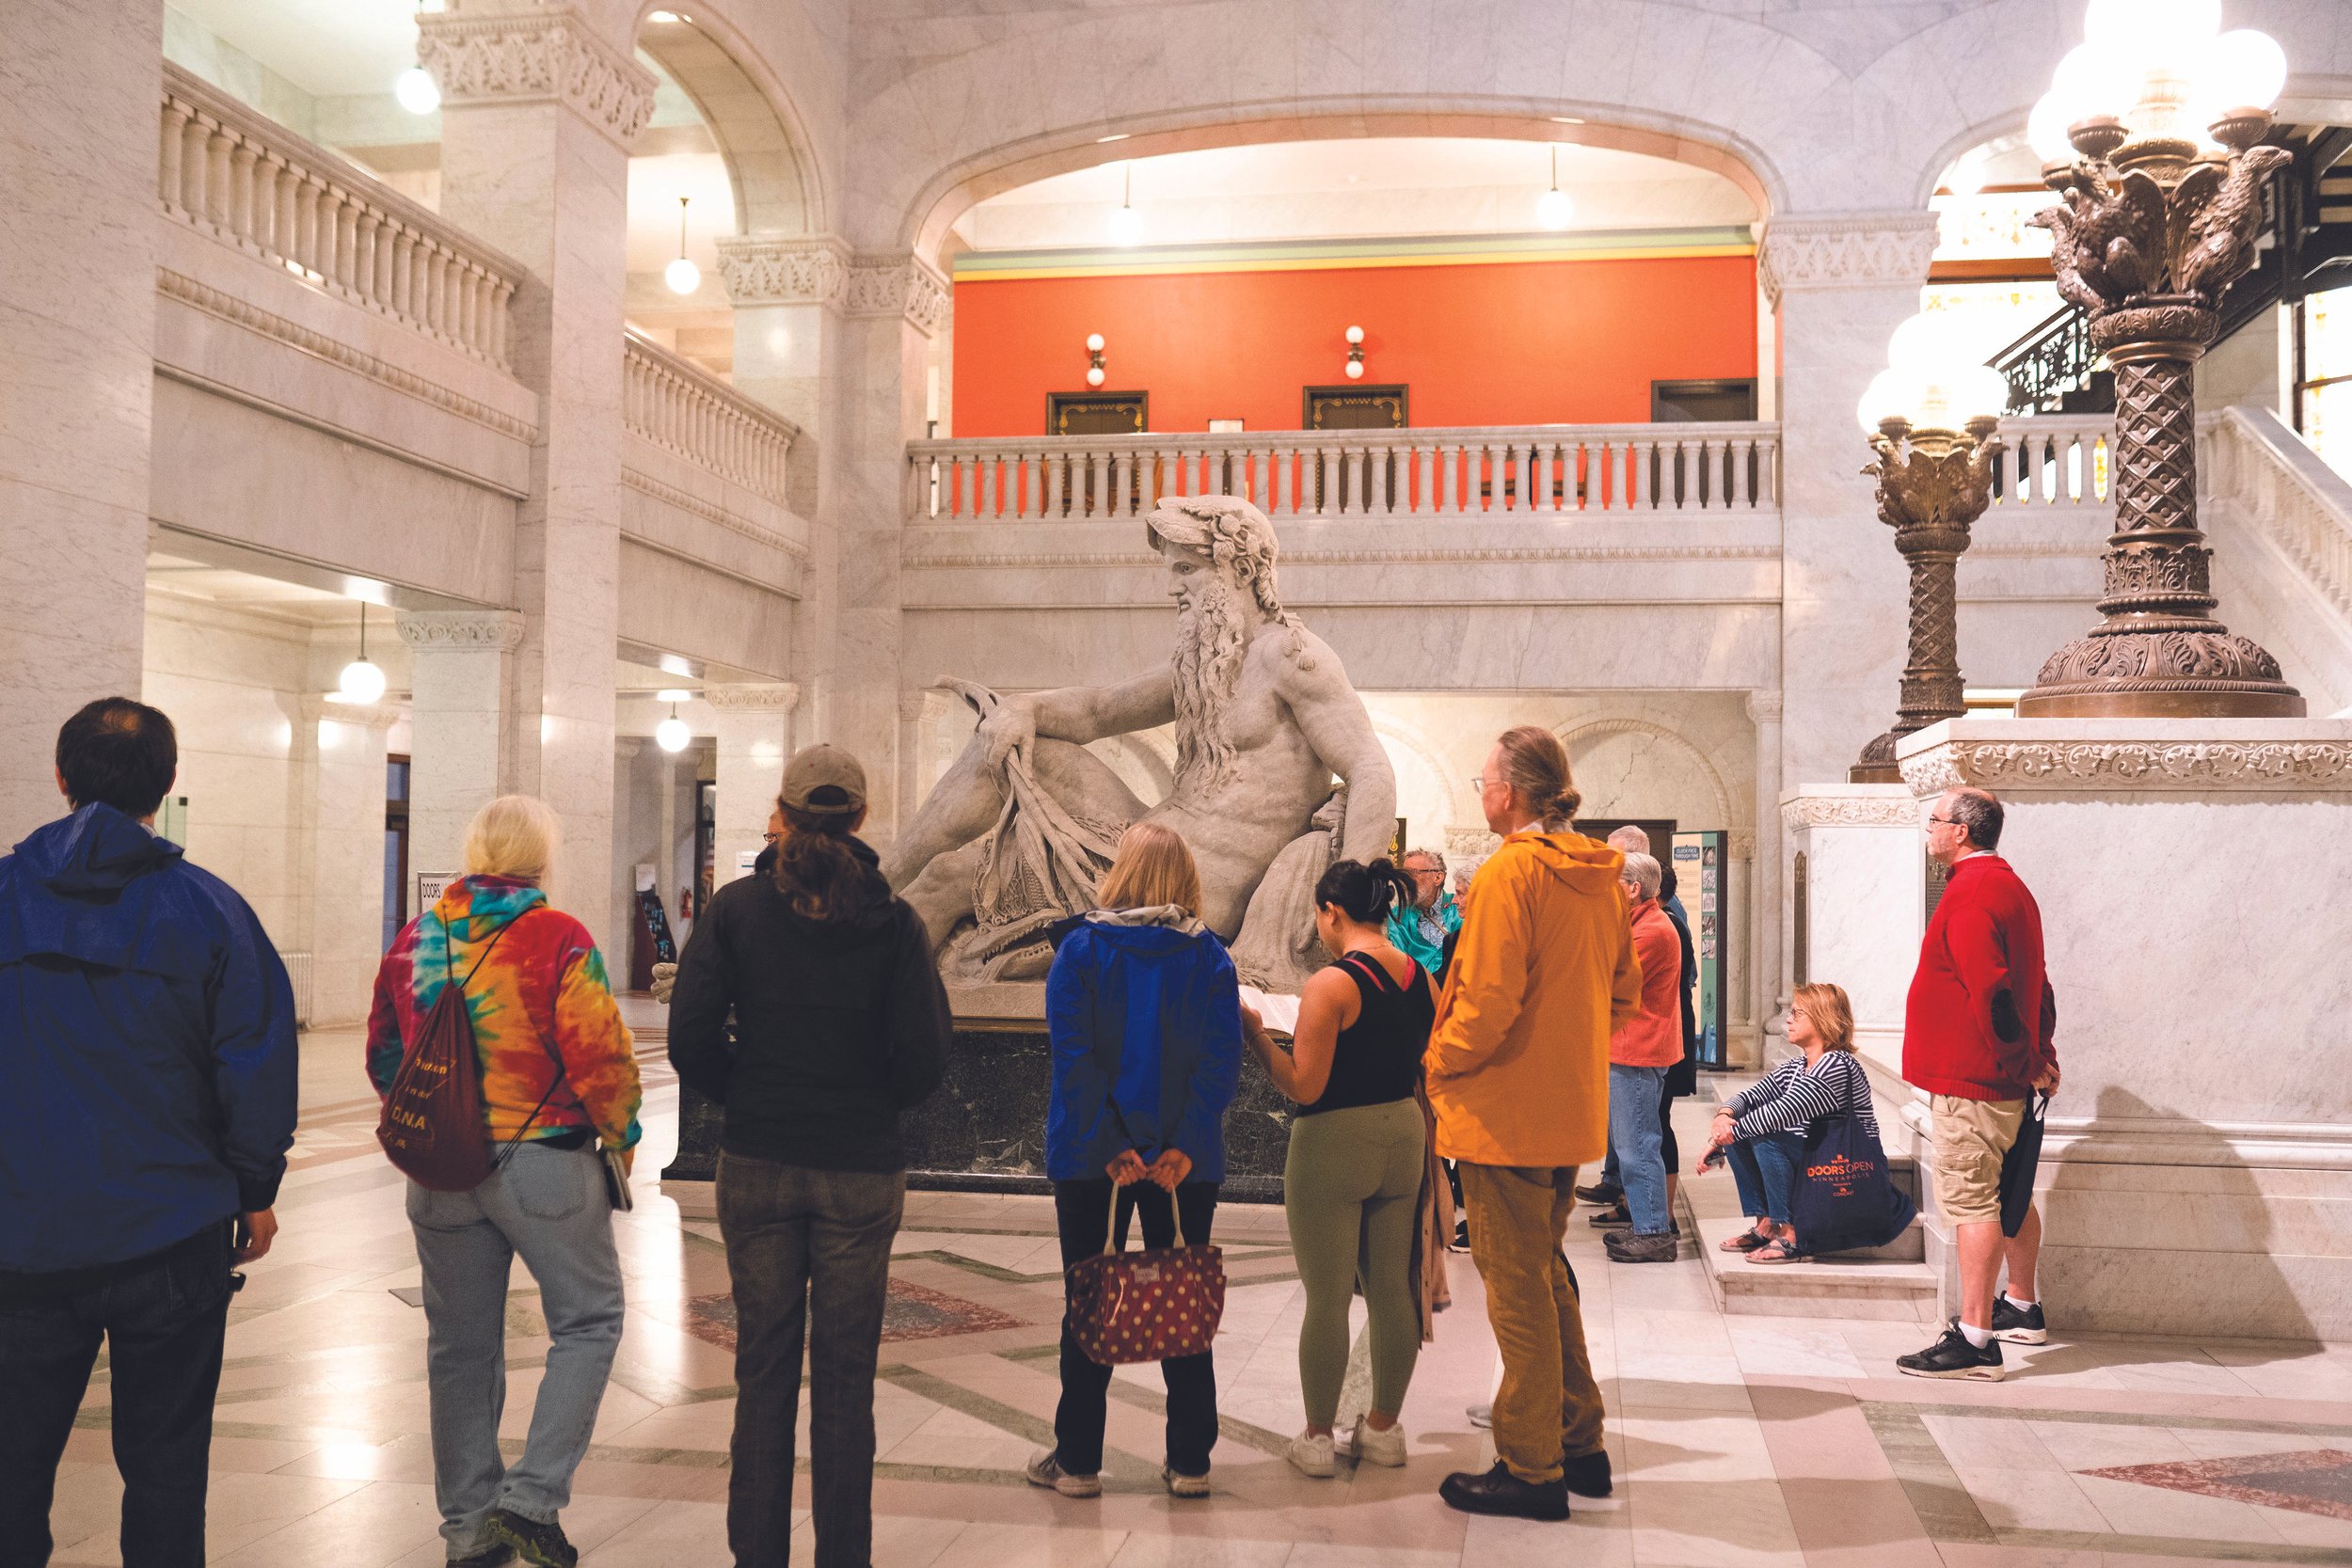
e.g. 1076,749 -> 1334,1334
1928,1094 -> 2026,1226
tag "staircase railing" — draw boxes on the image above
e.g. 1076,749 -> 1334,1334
1993,306 -> 2106,416
2200,405 -> 2352,712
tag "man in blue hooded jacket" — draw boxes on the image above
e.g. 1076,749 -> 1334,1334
0,697 -> 297,1568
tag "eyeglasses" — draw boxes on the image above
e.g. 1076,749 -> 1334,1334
1470,775 -> 1489,791
761,832 -> 780,844
1926,815 -> 1958,827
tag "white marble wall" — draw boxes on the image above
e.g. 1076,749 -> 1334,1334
1780,784 -> 1925,1085
710,684 -> 799,891
300,698 -> 394,1026
398,611 -> 521,891
0,0 -> 163,842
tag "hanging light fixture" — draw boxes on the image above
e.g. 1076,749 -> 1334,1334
1535,145 -> 1573,230
1085,333 -> 1107,387
394,66 -> 439,116
655,699 -> 691,753
1107,162 -> 1143,247
337,603 -> 388,705
664,198 -> 702,294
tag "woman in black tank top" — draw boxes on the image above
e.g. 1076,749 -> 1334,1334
1241,859 -> 1437,1478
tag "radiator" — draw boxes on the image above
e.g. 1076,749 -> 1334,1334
284,950 -> 314,1028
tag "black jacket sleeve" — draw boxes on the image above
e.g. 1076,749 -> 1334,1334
667,890 -> 738,1102
886,901 -> 952,1109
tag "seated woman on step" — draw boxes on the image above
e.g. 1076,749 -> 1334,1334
1700,982 -> 1876,1264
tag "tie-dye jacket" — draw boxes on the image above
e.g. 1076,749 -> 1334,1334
367,876 -> 641,1150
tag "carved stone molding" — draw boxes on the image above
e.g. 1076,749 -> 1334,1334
1755,212 -> 1941,306
1443,827 -> 1502,863
1556,716 -> 1736,831
1746,690 -> 1785,725
705,683 -> 801,714
396,610 -> 525,652
842,255 -> 950,336
1780,794 -> 1919,832
902,544 -> 1780,571
303,696 -> 402,732
1729,832 -> 1756,860
417,10 -> 657,151
621,467 -> 810,562
1899,739 -> 2352,794
716,235 -> 850,307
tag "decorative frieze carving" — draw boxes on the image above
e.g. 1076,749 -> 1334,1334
1746,690 -> 1785,724
1780,794 -> 1920,832
1729,832 -> 1756,860
1755,212 -> 1941,306
716,235 -> 850,307
396,610 -> 526,652
417,10 -> 657,151
705,683 -> 802,714
1900,739 -> 2352,793
843,255 -> 951,335
900,544 -> 1779,570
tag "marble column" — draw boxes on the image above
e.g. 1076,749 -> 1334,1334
300,697 -> 396,1025
810,253 -> 949,847
1756,213 -> 1941,793
1746,689 -> 1785,1062
397,610 -> 523,888
707,682 -> 799,886
0,0 -> 162,839
418,9 -> 654,917
718,234 -> 848,522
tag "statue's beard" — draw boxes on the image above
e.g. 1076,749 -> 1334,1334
1172,579 -> 1250,789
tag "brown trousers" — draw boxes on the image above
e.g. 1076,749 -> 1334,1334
1458,1163 -> 1607,1482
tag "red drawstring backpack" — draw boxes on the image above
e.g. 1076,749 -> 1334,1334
376,920 -> 514,1192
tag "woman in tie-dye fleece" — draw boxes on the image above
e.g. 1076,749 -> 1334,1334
367,795 -> 641,1568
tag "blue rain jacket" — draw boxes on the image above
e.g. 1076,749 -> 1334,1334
0,803 -> 297,1274
1043,912 -> 1243,1183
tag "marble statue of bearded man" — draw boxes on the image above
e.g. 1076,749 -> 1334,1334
882,494 -> 1397,984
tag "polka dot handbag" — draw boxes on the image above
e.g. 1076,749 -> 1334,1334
1065,1195 -> 1226,1367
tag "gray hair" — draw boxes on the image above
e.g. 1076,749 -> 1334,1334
1605,825 -> 1652,856
1619,849 -> 1661,899
1944,786 -> 2005,851
1401,847 -> 1447,874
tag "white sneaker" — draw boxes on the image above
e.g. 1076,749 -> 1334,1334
1467,1402 -> 1493,1429
1350,1418 -> 1408,1467
1025,1448 -> 1102,1497
1286,1430 -> 1337,1478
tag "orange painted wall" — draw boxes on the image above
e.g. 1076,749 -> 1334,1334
949,254 -> 1758,436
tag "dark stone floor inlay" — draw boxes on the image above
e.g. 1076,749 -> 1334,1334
2085,1449 -> 2352,1521
684,1280 -> 1026,1353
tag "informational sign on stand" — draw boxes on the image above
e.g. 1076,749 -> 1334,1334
733,848 -> 760,882
416,871 -> 457,911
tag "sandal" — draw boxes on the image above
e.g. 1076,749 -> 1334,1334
1719,1227 -> 1772,1253
1746,1239 -> 1813,1265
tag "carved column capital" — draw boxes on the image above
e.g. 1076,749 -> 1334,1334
1755,211 -> 1940,308
705,682 -> 801,714
1746,689 -> 1785,725
396,610 -> 526,653
417,9 -> 657,152
716,234 -> 851,307
841,253 -> 951,337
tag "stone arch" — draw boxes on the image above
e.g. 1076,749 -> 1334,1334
634,5 -> 822,236
1370,713 -> 1466,856
902,104 -> 1782,267
1556,717 -> 1737,832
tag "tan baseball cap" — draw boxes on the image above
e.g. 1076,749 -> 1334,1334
779,743 -> 866,816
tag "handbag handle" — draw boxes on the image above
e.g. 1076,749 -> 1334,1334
1101,1181 -> 1197,1255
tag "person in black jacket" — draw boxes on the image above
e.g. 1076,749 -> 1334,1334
668,745 -> 950,1568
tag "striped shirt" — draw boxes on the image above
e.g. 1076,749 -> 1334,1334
1724,1052 -> 1876,1140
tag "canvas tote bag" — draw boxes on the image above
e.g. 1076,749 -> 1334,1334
1066,1184 -> 1226,1366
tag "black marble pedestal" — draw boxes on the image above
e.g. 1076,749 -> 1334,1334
902,1027 -> 1291,1203
660,1026 -> 1293,1203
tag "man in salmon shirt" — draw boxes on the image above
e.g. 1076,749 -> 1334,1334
1424,726 -> 1641,1521
1897,785 -> 2058,1382
1600,850 -> 1685,1264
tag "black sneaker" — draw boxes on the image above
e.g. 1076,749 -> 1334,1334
1438,1461 -> 1570,1521
1574,1180 -> 1623,1205
1451,1218 -> 1471,1253
1586,1202 -> 1630,1227
1992,1296 -> 2048,1344
485,1510 -> 578,1568
1561,1448 -> 1613,1498
1896,1321 -> 2005,1381
1605,1230 -> 1678,1263
452,1548 -> 515,1568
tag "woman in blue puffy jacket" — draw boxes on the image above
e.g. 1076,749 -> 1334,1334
1025,822 -> 1242,1503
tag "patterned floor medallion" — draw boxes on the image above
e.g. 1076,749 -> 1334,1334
2084,1449 -> 2352,1521
684,1279 -> 1025,1353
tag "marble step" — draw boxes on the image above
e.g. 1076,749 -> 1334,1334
1685,1193 -> 1938,1323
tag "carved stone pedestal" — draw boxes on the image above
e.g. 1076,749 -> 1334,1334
1896,719 -> 2352,1339
1778,785 -> 1927,1097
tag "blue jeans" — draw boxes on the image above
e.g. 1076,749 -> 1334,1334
1728,1131 -> 1807,1226
406,1142 -> 625,1556
1607,1064 -> 1671,1236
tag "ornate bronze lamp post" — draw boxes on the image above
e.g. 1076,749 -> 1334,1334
2012,8 -> 2303,718
1851,411 -> 2003,782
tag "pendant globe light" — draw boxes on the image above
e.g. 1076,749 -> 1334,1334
664,198 -> 702,294
655,701 -> 691,753
337,603 -> 388,705
1535,145 -> 1573,230
1106,163 -> 1143,247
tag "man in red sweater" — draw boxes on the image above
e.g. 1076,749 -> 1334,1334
1898,787 -> 2058,1381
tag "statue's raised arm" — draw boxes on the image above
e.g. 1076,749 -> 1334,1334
886,495 -> 1395,990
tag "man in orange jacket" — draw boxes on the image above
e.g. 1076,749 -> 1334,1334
1424,727 -> 1642,1521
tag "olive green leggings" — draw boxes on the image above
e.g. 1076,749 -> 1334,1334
1282,1098 -> 1428,1426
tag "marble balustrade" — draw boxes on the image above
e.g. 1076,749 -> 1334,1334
623,332 -> 799,507
157,64 -> 520,372
909,421 -> 1784,522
